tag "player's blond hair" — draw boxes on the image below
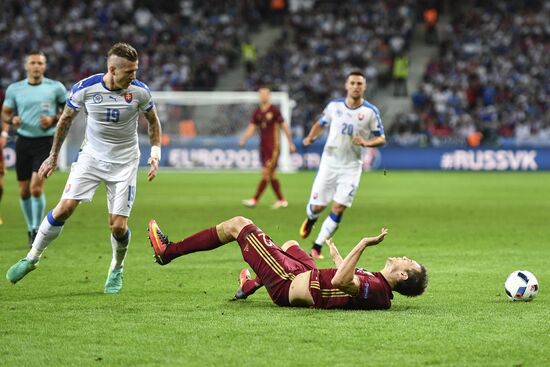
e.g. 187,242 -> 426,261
107,43 -> 138,62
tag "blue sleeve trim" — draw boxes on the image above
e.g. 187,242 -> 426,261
319,118 -> 329,127
47,210 -> 65,226
145,101 -> 154,112
363,101 -> 384,134
66,99 -> 79,111
70,74 -> 103,95
131,79 -> 151,91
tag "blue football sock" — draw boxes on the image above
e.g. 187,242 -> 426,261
19,198 -> 33,232
31,194 -> 46,230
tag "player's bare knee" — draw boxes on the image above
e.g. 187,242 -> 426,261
111,224 -> 128,238
52,200 -> 78,221
331,203 -> 346,214
231,216 -> 252,229
224,216 -> 252,237
282,240 -> 300,252
311,204 -> 325,214
30,187 -> 43,197
110,216 -> 128,237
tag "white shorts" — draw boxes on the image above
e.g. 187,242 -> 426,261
308,163 -> 362,208
61,152 -> 139,217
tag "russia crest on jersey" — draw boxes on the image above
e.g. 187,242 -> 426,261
124,92 -> 133,103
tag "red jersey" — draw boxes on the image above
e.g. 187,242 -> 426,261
309,268 -> 393,310
251,104 -> 284,152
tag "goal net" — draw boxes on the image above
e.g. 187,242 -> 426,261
60,91 -> 295,172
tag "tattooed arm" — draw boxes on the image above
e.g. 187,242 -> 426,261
38,105 -> 79,179
143,106 -> 162,182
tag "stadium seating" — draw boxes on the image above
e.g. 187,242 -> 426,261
246,0 -> 416,134
389,0 -> 550,147
0,0 -> 268,91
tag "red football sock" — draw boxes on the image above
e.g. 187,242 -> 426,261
271,178 -> 284,200
253,179 -> 268,200
164,227 -> 223,261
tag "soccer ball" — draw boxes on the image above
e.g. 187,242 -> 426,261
504,270 -> 539,301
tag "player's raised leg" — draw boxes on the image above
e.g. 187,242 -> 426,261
148,217 -> 241,265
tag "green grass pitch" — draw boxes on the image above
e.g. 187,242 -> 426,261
0,170 -> 548,366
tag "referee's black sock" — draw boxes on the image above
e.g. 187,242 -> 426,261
312,243 -> 323,252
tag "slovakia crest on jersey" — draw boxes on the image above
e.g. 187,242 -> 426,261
358,113 -> 365,120
124,92 -> 133,103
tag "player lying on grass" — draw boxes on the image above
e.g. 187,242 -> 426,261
148,216 -> 427,310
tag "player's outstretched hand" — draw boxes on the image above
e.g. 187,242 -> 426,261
38,155 -> 57,179
360,227 -> 389,247
326,238 -> 343,267
147,156 -> 159,181
326,238 -> 337,252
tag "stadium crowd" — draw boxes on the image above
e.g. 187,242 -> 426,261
244,0 -> 417,136
389,0 -> 550,147
2,0 -> 548,148
0,0 -> 272,93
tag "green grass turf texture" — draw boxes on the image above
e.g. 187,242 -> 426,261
0,170 -> 548,367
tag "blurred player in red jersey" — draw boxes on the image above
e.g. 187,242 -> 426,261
148,217 -> 427,310
240,87 -> 296,209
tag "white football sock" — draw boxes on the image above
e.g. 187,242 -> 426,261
314,212 -> 342,246
27,211 -> 65,263
110,229 -> 131,270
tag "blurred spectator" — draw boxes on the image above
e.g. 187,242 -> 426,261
423,6 -> 438,44
392,52 -> 409,97
241,38 -> 257,75
248,0 -> 417,135
390,0 -> 550,148
0,0 -> 267,92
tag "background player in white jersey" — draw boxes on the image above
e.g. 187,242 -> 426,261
6,43 -> 162,294
300,71 -> 386,259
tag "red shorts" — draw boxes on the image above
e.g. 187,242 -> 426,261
236,224 -> 317,306
260,146 -> 279,170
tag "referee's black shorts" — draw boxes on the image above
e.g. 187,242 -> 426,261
15,135 -> 53,181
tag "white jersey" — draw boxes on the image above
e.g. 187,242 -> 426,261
319,98 -> 384,168
67,73 -> 154,163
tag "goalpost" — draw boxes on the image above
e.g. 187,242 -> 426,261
152,91 -> 294,172
60,91 -> 295,172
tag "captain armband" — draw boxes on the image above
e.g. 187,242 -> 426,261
150,145 -> 161,161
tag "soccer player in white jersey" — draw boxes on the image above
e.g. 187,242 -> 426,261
6,43 -> 162,294
300,71 -> 386,259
